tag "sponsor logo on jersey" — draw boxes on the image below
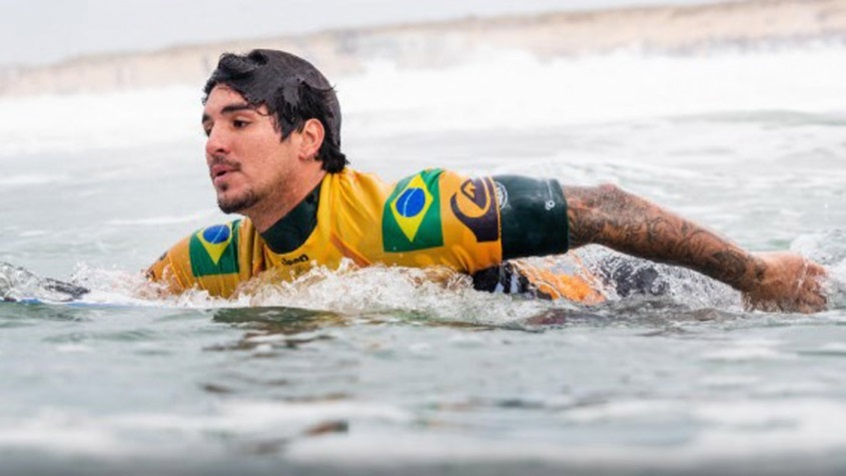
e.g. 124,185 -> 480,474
450,177 -> 500,243
280,254 -> 310,266
383,170 -> 444,252
189,221 -> 240,277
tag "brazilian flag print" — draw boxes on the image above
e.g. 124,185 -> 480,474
382,169 -> 444,252
189,220 -> 240,277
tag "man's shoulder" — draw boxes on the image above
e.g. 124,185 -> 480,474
155,218 -> 256,267
147,216 -> 257,293
327,167 -> 386,186
323,167 -> 392,198
160,218 -> 249,256
329,167 -> 462,186
323,168 -> 489,212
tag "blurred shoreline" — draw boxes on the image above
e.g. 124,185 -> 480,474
1,0 -> 844,97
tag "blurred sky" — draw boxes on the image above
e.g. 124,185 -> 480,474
0,0 -> 725,67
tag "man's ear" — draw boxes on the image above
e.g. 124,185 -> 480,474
299,119 -> 325,161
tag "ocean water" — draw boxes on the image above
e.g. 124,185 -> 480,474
1,41 -> 846,475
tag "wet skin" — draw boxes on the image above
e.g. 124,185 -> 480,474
564,184 -> 828,313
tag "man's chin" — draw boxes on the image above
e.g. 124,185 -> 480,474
217,192 -> 258,215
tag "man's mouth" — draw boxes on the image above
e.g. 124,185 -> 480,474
210,162 -> 239,184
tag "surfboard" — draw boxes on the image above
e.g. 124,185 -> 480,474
1,261 -> 90,304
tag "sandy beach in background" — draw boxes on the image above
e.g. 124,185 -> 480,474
1,0 -> 844,96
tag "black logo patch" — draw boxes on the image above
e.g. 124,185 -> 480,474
450,177 -> 500,243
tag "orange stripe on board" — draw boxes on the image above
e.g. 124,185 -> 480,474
511,259 -> 605,305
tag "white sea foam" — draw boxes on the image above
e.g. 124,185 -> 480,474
106,209 -> 219,227
62,257 -> 567,325
0,409 -> 139,457
701,345 -> 788,362
559,399 -> 690,423
2,44 -> 844,157
340,44 -> 846,138
11,396 -> 845,467
0,86 -> 200,157
285,398 -> 846,468
690,399 -> 846,456
791,232 -> 846,311
0,399 -> 411,457
284,408 -> 846,468
187,260 -> 556,324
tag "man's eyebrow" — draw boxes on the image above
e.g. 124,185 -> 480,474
201,103 -> 258,124
221,103 -> 258,115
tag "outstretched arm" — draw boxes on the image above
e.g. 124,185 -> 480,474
564,184 -> 827,313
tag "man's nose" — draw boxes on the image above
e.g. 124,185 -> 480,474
205,126 -> 230,157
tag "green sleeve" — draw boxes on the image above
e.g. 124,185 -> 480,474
494,175 -> 569,260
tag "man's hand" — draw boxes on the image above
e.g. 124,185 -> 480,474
742,252 -> 828,314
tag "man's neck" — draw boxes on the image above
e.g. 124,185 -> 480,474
248,169 -> 327,233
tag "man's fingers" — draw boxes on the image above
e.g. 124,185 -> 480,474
742,277 -> 828,314
787,275 -> 828,314
806,261 -> 828,279
804,277 -> 828,311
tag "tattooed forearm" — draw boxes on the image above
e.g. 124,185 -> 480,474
564,184 -> 765,291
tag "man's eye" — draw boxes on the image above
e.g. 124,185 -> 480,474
203,127 -> 212,137
233,120 -> 249,129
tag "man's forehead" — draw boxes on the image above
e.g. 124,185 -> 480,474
208,84 -> 246,101
203,85 -> 265,116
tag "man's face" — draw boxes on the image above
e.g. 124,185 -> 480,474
201,85 -> 300,214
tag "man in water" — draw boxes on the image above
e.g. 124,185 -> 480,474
147,49 -> 827,313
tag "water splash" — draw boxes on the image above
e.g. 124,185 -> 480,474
0,262 -> 88,303
7,241 -> 837,324
791,230 -> 846,310
233,260 -> 557,327
573,246 -> 742,311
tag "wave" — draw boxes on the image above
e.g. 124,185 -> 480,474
2,42 -> 844,157
1,0 -> 844,97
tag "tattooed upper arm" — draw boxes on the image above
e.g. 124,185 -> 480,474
564,184 -> 632,249
561,183 -> 764,291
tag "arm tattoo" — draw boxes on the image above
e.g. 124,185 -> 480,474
565,184 -> 763,291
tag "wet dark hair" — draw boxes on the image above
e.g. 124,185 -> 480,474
203,49 -> 347,173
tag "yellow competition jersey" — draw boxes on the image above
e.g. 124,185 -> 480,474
147,168 -> 604,304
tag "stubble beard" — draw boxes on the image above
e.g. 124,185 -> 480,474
216,185 -> 260,214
